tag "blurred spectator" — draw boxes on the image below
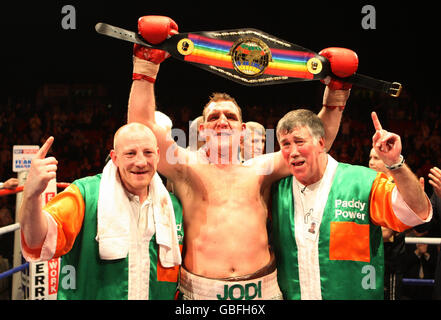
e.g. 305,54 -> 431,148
368,147 -> 406,300
428,167 -> 441,299
0,178 -> 18,190
402,243 -> 437,300
0,84 -> 439,199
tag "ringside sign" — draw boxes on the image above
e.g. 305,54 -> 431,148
12,145 -> 39,173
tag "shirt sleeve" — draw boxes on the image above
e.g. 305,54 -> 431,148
21,184 -> 85,261
21,212 -> 59,262
369,172 -> 432,232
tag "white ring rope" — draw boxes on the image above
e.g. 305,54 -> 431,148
404,237 -> 441,245
0,222 -> 20,236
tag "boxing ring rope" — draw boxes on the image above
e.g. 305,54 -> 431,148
0,223 -> 20,236
400,237 -> 441,288
402,278 -> 435,286
0,183 -> 70,197
0,262 -> 29,280
405,237 -> 441,245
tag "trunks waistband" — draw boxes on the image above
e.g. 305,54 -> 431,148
179,254 -> 282,300
217,251 -> 277,282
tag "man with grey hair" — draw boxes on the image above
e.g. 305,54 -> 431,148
271,109 -> 432,300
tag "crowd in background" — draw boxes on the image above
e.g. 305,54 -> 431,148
0,82 -> 440,299
1,84 -> 440,189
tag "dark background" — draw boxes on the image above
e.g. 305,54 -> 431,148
0,1 -> 439,184
1,1 -> 437,108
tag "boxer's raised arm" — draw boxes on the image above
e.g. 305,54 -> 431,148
318,47 -> 358,151
127,16 -> 189,180
128,79 -> 156,126
318,87 -> 349,151
128,16 -> 178,126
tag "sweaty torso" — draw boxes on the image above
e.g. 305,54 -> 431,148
174,161 -> 271,279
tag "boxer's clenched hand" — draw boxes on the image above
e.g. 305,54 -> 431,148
138,15 -> 178,45
320,47 -> 358,109
133,16 -> 179,83
319,47 -> 358,90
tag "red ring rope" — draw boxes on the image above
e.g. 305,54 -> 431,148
0,183 -> 70,197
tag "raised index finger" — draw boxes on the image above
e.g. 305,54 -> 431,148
371,112 -> 383,131
36,136 -> 54,159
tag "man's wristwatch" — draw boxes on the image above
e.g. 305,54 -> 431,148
385,155 -> 405,170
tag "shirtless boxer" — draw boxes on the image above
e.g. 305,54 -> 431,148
128,15 -> 357,300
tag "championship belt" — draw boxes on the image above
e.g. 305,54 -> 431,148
96,23 -> 402,97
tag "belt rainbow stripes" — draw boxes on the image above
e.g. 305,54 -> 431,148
184,34 -> 315,79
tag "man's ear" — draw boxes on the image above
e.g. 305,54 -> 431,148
155,147 -> 160,166
319,137 -> 326,152
199,123 -> 207,140
110,149 -> 117,165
